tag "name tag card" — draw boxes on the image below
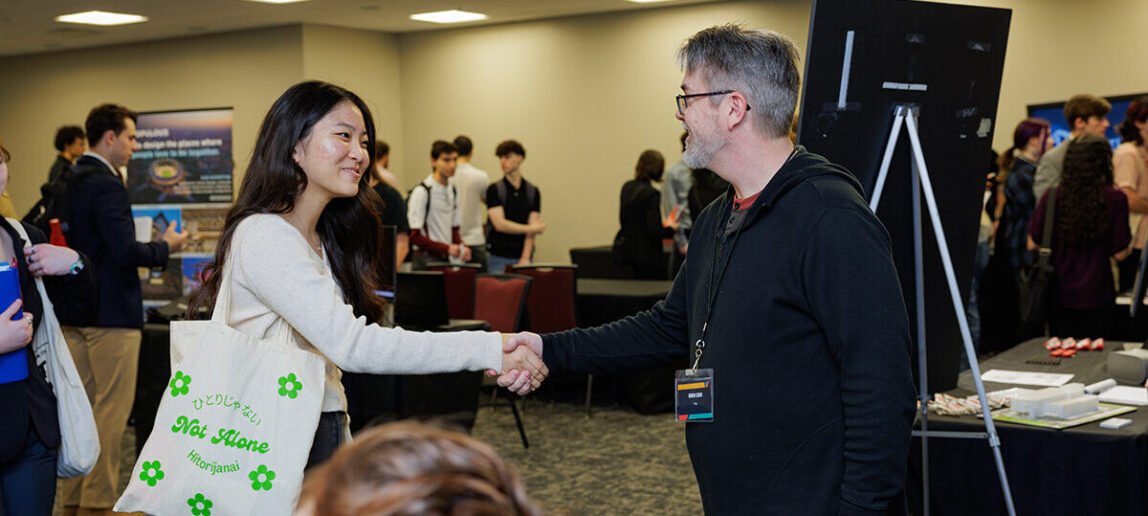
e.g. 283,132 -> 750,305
675,368 -> 714,423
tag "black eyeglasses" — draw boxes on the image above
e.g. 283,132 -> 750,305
675,90 -> 750,116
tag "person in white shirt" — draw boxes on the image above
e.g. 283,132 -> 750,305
407,141 -> 471,269
1032,94 -> 1111,200
185,81 -> 545,469
452,135 -> 491,270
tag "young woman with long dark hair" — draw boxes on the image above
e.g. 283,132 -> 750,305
1028,134 -> 1131,339
186,81 -> 544,466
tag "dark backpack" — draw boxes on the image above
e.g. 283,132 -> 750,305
22,165 -> 94,241
485,179 -> 537,242
407,181 -> 458,233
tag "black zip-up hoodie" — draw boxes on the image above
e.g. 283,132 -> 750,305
544,147 -> 916,515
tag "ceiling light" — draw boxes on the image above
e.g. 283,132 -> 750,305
410,9 -> 487,24
55,10 -> 148,26
242,0 -> 312,4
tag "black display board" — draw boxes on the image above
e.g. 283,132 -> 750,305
797,0 -> 1011,392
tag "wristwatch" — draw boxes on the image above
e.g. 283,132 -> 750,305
68,257 -> 85,276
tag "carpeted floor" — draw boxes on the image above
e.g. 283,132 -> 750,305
473,400 -> 703,515
53,399 -> 703,515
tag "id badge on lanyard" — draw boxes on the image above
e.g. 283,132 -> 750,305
675,368 -> 714,422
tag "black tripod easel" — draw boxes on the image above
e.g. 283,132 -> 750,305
869,104 -> 1017,516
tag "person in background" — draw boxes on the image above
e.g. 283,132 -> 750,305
687,166 -> 728,220
49,126 -> 86,184
997,118 -> 1053,277
0,137 -> 97,516
408,141 -> 470,269
661,131 -> 693,276
993,118 -> 1052,341
372,140 -> 398,189
60,104 -> 188,516
453,135 -> 491,271
0,192 -> 13,219
485,140 -> 544,273
1028,134 -> 1131,339
614,149 -> 676,279
1113,97 -> 1148,291
185,81 -> 546,471
367,141 -> 409,266
1033,94 -> 1111,200
294,422 -> 541,516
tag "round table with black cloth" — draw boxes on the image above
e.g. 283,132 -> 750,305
907,337 -> 1148,516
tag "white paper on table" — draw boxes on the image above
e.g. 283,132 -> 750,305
1098,386 -> 1148,406
981,369 -> 1074,387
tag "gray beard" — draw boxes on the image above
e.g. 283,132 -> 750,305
682,136 -> 720,169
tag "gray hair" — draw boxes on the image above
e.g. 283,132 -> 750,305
678,24 -> 801,139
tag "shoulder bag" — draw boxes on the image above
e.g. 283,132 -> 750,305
1018,187 -> 1058,335
8,218 -> 100,478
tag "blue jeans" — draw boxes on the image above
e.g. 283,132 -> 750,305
0,425 -> 58,516
305,411 -> 346,469
487,254 -> 521,274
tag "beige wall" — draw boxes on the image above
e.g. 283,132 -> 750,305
0,25 -> 304,214
301,25 -> 406,176
397,0 -> 811,262
945,0 -> 1148,151
1,0 -> 1145,263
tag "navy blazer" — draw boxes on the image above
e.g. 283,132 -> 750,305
69,155 -> 170,328
0,219 -> 98,459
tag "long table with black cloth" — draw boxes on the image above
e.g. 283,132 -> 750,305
907,337 -> 1148,516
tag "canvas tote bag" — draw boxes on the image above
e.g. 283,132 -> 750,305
10,218 -> 100,477
115,258 -> 325,515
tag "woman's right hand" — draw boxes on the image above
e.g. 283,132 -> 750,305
0,300 -> 33,353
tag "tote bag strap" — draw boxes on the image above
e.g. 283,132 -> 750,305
210,251 -> 236,326
208,225 -> 295,345
5,218 -> 59,328
1037,187 -> 1057,266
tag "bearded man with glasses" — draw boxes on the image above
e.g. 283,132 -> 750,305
502,24 -> 915,515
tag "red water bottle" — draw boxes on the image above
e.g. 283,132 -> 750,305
49,218 -> 68,247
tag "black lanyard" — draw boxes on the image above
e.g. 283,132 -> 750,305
690,147 -> 797,370
691,204 -> 748,370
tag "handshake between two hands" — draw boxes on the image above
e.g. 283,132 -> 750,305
487,332 -> 547,396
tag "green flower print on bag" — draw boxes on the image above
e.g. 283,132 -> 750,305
139,460 -> 165,487
277,373 -> 302,399
249,464 -> 276,491
169,371 -> 192,397
187,493 -> 213,515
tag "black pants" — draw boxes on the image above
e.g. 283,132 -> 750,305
1118,249 -> 1142,293
1048,303 -> 1115,340
305,411 -> 347,469
0,425 -> 58,516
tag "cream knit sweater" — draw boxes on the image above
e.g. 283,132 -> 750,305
222,214 -> 502,412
